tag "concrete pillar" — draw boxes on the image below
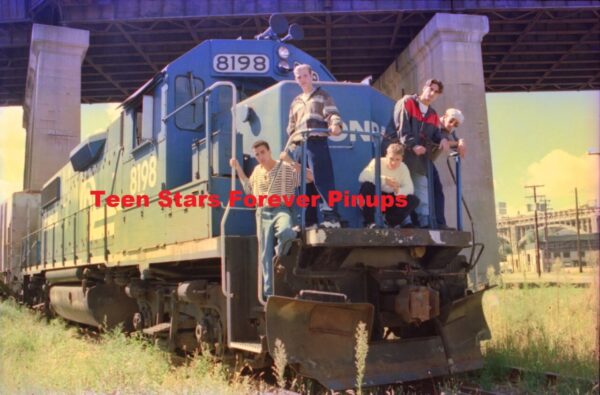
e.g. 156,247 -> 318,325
22,24 -> 89,191
374,13 -> 499,283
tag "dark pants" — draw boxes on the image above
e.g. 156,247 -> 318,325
291,137 -> 339,225
359,182 -> 420,227
432,165 -> 446,226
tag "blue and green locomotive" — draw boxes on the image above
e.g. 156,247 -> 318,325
5,16 -> 490,390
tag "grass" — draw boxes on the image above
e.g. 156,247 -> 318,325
0,299 -> 252,394
479,274 -> 599,393
2,275 -> 598,394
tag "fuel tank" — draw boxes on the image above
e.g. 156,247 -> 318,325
49,284 -> 138,330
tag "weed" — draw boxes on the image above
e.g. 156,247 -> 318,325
354,321 -> 369,395
273,337 -> 288,389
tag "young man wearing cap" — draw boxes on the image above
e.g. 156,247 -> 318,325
393,79 -> 450,228
287,63 -> 344,229
430,108 -> 467,229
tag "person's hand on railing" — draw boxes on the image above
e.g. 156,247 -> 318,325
329,124 -> 342,136
457,139 -> 466,158
305,168 -> 314,183
229,158 -> 243,173
279,151 -> 293,163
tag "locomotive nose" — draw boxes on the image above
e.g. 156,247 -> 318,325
265,289 -> 490,391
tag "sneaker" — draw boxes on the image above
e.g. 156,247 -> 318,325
320,219 -> 341,229
292,224 -> 317,232
366,223 -> 378,229
273,256 -> 286,274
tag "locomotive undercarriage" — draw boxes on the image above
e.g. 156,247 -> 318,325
22,227 -> 490,390
267,227 -> 491,389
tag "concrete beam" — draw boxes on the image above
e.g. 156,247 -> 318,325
22,24 -> 89,191
374,13 -> 500,284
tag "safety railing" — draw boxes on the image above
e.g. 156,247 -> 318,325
451,152 -> 463,231
164,80 -> 239,348
288,127 -> 384,230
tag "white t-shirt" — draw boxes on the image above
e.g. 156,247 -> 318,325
418,100 -> 428,116
358,158 -> 414,195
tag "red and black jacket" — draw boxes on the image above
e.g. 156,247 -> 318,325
393,94 -> 446,175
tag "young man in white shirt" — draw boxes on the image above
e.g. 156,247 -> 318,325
358,143 -> 420,228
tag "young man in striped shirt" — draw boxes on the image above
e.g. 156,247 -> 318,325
230,140 -> 310,298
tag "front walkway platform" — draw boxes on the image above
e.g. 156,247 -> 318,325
304,228 -> 472,248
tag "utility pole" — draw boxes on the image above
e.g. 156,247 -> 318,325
525,184 -> 544,277
586,149 -> 599,361
541,198 -> 550,272
575,188 -> 583,273
508,227 -> 515,273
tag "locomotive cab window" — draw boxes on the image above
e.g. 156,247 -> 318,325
131,95 -> 154,149
175,74 -> 205,131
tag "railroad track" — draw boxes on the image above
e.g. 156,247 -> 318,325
456,367 -> 598,395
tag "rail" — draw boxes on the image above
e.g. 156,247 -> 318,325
157,80 -> 242,348
290,127 -> 384,230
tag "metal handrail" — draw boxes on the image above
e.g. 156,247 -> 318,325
202,81 -> 237,349
167,80 -> 239,347
290,128 -> 384,230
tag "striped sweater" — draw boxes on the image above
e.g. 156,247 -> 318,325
243,161 -> 300,197
287,87 -> 343,142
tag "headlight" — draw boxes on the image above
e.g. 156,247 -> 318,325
277,60 -> 291,72
277,46 -> 290,59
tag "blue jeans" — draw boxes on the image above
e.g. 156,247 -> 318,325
411,173 -> 428,227
256,206 -> 296,298
412,160 -> 438,228
291,137 -> 339,225
432,165 -> 446,226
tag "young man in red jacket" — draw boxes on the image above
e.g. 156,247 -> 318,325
393,79 -> 449,228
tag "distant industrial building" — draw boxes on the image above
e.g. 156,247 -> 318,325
497,205 -> 600,272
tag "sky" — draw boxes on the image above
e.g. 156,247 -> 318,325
1,91 -> 599,216
486,90 -> 599,215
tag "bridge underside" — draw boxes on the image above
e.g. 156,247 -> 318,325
0,1 -> 599,105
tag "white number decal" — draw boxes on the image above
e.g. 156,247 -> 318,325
213,54 -> 269,73
130,156 -> 157,194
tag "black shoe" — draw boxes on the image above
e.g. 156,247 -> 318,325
437,224 -> 456,230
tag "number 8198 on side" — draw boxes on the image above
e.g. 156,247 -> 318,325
212,54 -> 270,73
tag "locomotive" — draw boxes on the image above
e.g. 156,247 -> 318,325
0,15 -> 490,390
